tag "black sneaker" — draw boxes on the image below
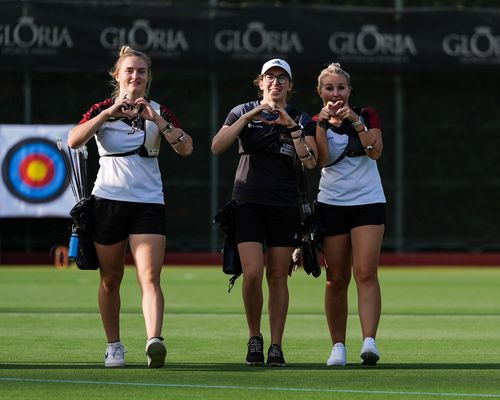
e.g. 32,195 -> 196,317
267,344 -> 286,367
246,334 -> 264,366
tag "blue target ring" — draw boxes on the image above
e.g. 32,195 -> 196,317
2,138 -> 69,203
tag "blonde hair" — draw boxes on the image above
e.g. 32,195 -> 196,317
317,62 -> 351,89
109,45 -> 152,98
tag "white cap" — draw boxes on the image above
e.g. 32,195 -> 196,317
261,58 -> 292,80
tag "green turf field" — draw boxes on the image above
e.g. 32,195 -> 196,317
0,266 -> 499,399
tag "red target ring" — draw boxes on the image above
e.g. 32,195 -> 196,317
18,153 -> 56,188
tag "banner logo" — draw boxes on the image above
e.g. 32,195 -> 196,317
0,16 -> 73,55
329,25 -> 417,61
100,19 -> 188,56
2,138 -> 69,203
215,22 -> 303,57
442,26 -> 500,63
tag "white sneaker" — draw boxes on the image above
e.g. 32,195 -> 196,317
360,337 -> 380,365
326,343 -> 346,366
145,337 -> 167,368
104,342 -> 126,367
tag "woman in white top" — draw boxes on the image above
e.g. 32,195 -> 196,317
314,63 -> 385,367
68,45 -> 193,369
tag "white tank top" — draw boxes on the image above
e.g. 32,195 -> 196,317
92,101 -> 164,204
317,128 -> 385,206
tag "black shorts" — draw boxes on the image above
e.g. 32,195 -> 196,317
234,202 -> 301,247
317,202 -> 386,236
91,197 -> 167,245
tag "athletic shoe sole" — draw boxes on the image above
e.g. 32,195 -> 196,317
246,361 -> 264,366
360,351 -> 379,366
267,361 -> 286,367
327,359 -> 346,366
146,341 -> 167,368
104,361 -> 125,368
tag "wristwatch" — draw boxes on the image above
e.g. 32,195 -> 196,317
287,124 -> 303,133
160,122 -> 174,134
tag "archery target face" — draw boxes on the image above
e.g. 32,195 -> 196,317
2,138 -> 69,203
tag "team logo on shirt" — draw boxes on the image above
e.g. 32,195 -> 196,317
2,138 -> 69,203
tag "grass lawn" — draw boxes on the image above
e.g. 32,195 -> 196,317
0,265 -> 499,399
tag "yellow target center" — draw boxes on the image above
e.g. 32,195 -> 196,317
27,160 -> 48,182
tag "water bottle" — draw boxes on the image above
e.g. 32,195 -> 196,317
68,231 -> 79,260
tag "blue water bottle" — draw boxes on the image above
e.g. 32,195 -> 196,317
68,230 -> 79,260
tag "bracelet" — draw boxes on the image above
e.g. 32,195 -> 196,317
352,118 -> 363,128
297,141 -> 315,161
356,124 -> 368,133
160,122 -> 174,135
169,133 -> 186,146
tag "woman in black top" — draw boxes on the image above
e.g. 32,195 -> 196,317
212,59 -> 317,367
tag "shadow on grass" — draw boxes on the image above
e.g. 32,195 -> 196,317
1,362 -> 500,371
165,362 -> 500,371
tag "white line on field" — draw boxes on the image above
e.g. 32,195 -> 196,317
1,311 -> 499,318
1,377 -> 499,398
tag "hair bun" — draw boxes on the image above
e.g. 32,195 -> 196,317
119,46 -> 132,57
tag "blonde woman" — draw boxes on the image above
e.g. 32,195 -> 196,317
315,63 -> 385,367
68,45 -> 193,368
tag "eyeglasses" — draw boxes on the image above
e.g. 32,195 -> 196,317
263,74 -> 290,84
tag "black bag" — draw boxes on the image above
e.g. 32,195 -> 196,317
292,151 -> 322,278
73,227 -> 100,270
69,196 -> 100,270
213,200 -> 242,291
302,240 -> 321,278
213,200 -> 238,238
69,196 -> 94,233
222,238 -> 242,276
298,203 -> 322,278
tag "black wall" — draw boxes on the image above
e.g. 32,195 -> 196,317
1,2 -> 499,255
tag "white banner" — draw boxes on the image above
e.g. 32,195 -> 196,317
0,124 -> 76,217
